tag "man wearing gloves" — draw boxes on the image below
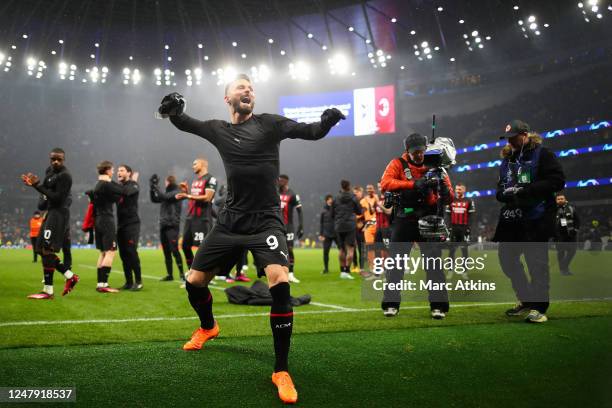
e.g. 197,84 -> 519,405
493,120 -> 565,323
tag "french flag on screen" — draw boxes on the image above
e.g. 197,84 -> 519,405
353,85 -> 396,136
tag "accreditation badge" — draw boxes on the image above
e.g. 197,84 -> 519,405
404,167 -> 413,180
518,167 -> 531,184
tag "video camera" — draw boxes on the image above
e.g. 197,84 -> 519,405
384,116 -> 457,242
419,117 -> 457,241
423,137 -> 457,170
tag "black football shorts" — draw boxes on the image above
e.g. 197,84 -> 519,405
191,209 -> 289,277
183,218 -> 212,248
336,229 -> 357,249
36,209 -> 69,253
95,217 -> 117,251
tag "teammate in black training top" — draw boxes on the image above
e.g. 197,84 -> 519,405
150,174 -> 184,282
21,147 -> 79,299
176,157 -> 217,273
92,160 -> 138,293
278,174 -> 303,284
159,73 -> 345,404
116,164 -> 143,290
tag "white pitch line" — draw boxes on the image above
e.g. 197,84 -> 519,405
0,308 -> 378,327
310,302 -> 356,311
2,298 -> 610,328
78,264 -> 168,282
62,265 -> 358,309
78,264 -> 233,292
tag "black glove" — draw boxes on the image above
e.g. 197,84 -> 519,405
297,226 -> 304,239
150,174 -> 159,185
320,108 -> 346,131
414,177 -> 438,191
158,92 -> 185,118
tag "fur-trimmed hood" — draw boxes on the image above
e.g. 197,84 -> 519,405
500,132 -> 543,158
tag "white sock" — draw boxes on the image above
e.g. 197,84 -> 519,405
44,285 -> 54,295
64,270 -> 74,279
97,282 -> 104,288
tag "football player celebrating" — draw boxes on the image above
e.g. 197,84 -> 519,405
116,164 -> 143,290
92,161 -> 138,292
159,73 -> 344,404
445,183 -> 475,278
176,158 -> 217,277
21,148 -> 79,299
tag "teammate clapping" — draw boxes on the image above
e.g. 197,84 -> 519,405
176,158 -> 217,275
21,148 -> 79,299
116,165 -> 143,290
150,174 -> 185,282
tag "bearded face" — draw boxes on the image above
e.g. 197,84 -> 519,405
226,79 -> 255,115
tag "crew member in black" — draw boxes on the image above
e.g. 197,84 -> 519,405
159,73 -> 345,404
278,174 -> 304,283
177,158 -> 217,271
150,174 -> 185,282
554,193 -> 580,276
332,180 -> 362,280
21,148 -> 79,299
93,160 -> 138,293
319,194 -> 337,274
117,164 -> 143,290
493,120 -> 565,323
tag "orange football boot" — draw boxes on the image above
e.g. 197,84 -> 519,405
272,371 -> 298,404
182,322 -> 219,351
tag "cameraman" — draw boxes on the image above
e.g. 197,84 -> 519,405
493,120 -> 565,323
380,133 -> 453,319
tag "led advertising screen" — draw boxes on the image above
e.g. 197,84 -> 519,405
279,85 -> 396,137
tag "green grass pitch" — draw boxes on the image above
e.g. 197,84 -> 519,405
0,248 -> 611,407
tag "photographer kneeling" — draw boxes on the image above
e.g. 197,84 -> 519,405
380,133 -> 454,319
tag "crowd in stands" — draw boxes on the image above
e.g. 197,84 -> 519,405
1,56 -> 611,248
